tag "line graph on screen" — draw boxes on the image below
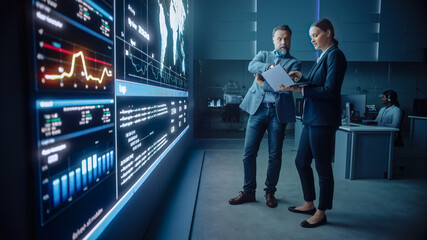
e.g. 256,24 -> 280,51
37,36 -> 113,91
44,47 -> 112,84
125,44 -> 187,90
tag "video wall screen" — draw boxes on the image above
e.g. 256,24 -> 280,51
30,0 -> 189,239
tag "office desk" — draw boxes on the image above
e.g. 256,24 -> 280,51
408,116 -> 427,149
334,124 -> 398,180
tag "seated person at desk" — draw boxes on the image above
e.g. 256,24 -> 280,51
375,90 -> 402,128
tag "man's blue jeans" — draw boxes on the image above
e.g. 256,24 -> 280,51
243,104 -> 287,194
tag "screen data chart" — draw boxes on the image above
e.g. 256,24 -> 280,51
31,1 -> 116,239
116,95 -> 188,196
115,0 -> 189,90
30,0 -> 190,239
34,0 -> 114,92
36,99 -> 115,224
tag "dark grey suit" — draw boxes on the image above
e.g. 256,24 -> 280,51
296,45 -> 347,210
302,45 -> 347,126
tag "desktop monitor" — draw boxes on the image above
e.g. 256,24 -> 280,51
413,99 -> 427,116
208,98 -> 223,107
341,94 -> 367,118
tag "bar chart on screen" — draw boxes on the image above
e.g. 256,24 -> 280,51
49,150 -> 114,208
36,99 -> 115,224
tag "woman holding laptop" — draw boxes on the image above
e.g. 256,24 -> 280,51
278,18 -> 347,228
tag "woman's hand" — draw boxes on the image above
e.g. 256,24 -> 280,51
289,71 -> 302,82
278,84 -> 302,93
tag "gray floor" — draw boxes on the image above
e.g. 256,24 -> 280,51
190,136 -> 427,240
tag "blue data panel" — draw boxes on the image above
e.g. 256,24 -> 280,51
30,0 -> 190,239
36,99 -> 115,225
116,96 -> 188,197
115,0 -> 189,91
34,0 -> 113,92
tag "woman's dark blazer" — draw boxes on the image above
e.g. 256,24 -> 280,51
301,45 -> 347,127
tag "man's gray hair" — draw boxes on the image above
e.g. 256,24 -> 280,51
272,25 -> 292,37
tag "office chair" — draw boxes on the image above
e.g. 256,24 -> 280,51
222,104 -> 240,122
394,110 -> 404,147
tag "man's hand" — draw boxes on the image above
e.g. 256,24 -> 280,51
254,73 -> 264,87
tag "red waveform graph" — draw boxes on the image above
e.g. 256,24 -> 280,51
42,43 -> 112,84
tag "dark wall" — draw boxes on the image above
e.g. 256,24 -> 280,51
0,1 -> 33,239
194,0 -> 427,62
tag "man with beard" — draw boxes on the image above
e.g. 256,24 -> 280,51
229,25 -> 301,208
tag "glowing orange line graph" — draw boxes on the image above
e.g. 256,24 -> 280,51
44,51 -> 112,84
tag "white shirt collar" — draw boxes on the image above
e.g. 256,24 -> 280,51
317,44 -> 335,63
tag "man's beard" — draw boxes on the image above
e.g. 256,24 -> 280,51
276,48 -> 288,56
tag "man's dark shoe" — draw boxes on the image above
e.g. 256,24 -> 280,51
229,191 -> 255,205
265,192 -> 278,208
